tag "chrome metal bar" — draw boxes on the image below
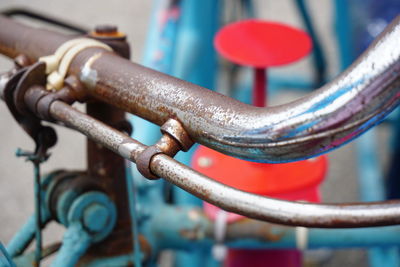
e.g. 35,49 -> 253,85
49,101 -> 400,227
0,16 -> 399,162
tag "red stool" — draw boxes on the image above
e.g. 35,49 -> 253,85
192,19 -> 327,267
214,19 -> 312,106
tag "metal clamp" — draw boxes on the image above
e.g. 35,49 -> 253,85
136,146 -> 164,180
26,75 -> 87,120
160,118 -> 194,152
136,118 -> 194,180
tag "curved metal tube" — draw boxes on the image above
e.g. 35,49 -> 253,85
153,154 -> 400,228
0,16 -> 399,162
74,16 -> 400,162
49,101 -> 400,227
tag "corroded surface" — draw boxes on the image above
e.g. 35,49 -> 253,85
0,15 -> 399,162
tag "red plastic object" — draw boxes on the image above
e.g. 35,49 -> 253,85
214,19 -> 312,107
193,146 -> 327,267
214,19 -> 312,68
208,19 -> 320,267
193,146 -> 327,205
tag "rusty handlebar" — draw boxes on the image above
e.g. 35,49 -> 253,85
1,16 -> 400,227
1,16 -> 399,162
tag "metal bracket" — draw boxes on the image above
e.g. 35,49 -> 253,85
136,118 -> 194,180
3,62 -> 57,163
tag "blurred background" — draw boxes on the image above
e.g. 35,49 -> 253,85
0,0 -> 398,266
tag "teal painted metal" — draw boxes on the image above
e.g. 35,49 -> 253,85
334,0 -> 354,70
173,0 -> 220,205
0,241 -> 15,267
170,0 -> 220,265
128,0 -> 182,218
6,216 -> 36,258
32,163 -> 42,266
7,186 -> 118,266
51,223 -> 92,267
369,247 -> 400,267
66,192 -> 116,242
335,1 -> 400,265
82,204 -> 109,232
50,192 -> 117,266
172,0 -> 218,88
15,149 -> 47,266
295,0 -> 326,87
149,205 -> 400,250
5,2 -> 398,266
125,164 -> 143,267
387,110 -> 400,198
56,187 -> 81,226
355,130 -> 385,201
132,0 -> 220,264
355,130 -> 399,267
6,172 -> 55,259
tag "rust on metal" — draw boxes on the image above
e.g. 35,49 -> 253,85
23,75 -> 86,120
94,25 -> 119,35
89,25 -> 130,59
24,85 -> 49,115
13,62 -> 46,115
179,226 -> 204,241
83,101 -> 134,258
160,118 -> 194,151
2,15 -> 399,162
2,16 -> 400,228
14,54 -> 32,68
46,100 -> 400,228
223,218 -> 286,242
136,146 -> 164,180
136,118 -> 191,179
136,133 -> 180,180
63,75 -> 88,102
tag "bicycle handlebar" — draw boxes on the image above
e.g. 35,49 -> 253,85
48,100 -> 400,228
1,16 -> 400,227
0,15 -> 399,163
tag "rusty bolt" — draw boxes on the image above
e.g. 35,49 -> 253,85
95,25 -> 118,35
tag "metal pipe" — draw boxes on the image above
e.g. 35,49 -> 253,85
48,101 -> 400,227
0,16 -> 399,162
151,206 -> 400,250
50,223 -> 92,267
6,216 -> 36,258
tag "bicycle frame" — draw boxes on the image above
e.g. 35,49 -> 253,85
0,3 -> 400,266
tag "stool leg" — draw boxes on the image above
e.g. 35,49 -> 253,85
253,67 -> 267,107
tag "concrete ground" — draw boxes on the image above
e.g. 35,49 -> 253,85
0,0 -> 393,266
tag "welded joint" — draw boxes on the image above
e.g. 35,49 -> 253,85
137,118 -> 194,180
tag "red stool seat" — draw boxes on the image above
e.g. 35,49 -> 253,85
214,19 -> 312,68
